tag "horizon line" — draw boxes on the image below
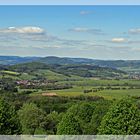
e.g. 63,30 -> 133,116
1,55 -> 140,61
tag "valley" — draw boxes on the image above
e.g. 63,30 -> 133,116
1,56 -> 140,100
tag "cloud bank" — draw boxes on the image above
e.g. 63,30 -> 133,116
111,38 -> 126,43
69,27 -> 104,35
0,26 -> 45,34
129,28 -> 140,34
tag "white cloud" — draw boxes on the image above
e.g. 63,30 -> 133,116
69,27 -> 104,35
0,26 -> 45,34
111,38 -> 126,43
80,11 -> 91,15
128,28 -> 140,34
70,27 -> 89,32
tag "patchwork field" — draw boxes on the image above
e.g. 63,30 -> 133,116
25,78 -> 140,100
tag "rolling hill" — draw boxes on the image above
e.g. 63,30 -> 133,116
5,61 -> 127,79
0,56 -> 40,65
1,56 -> 140,73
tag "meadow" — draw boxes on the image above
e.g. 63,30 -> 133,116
31,78 -> 140,100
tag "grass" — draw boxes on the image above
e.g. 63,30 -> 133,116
88,89 -> 140,99
0,70 -> 36,80
0,75 -> 20,80
120,67 -> 140,72
58,78 -> 140,87
33,69 -> 68,81
1,70 -> 20,75
42,85 -> 140,100
49,86 -> 84,97
19,73 -> 36,80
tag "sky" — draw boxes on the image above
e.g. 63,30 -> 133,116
1,6 -> 140,60
0,0 -> 140,5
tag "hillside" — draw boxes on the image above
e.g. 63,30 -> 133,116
0,56 -> 40,65
1,56 -> 140,73
39,57 -> 140,72
38,56 -> 94,65
5,62 -> 126,79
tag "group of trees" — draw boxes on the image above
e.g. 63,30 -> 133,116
0,98 -> 21,134
0,78 -> 18,92
57,101 -> 110,135
98,99 -> 140,134
84,85 -> 140,94
57,99 -> 140,135
0,98 -> 62,135
20,82 -> 72,90
0,95 -> 140,135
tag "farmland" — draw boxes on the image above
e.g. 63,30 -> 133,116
35,78 -> 140,99
1,61 -> 140,99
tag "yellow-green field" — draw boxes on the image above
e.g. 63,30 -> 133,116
33,85 -> 140,100
1,70 -> 20,75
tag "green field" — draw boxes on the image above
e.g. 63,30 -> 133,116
58,78 -> 140,86
1,66 -> 140,100
43,86 -> 140,99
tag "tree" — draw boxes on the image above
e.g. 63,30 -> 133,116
0,98 -> 21,134
57,112 -> 82,135
57,103 -> 95,135
1,78 -> 17,92
89,100 -> 110,134
18,103 -> 46,135
41,111 -> 64,134
98,99 -> 140,135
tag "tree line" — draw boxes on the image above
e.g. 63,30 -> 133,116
0,95 -> 140,135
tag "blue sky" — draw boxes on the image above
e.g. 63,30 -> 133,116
1,6 -> 140,59
0,0 -> 140,5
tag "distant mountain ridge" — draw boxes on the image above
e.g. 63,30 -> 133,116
38,56 -> 94,65
1,56 -> 140,72
30,56 -> 140,71
0,56 -> 41,65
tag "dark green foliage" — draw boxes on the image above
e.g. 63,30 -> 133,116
30,96 -> 103,114
52,64 -> 125,78
89,100 -> 111,134
10,62 -> 49,73
57,100 -> 111,135
57,103 -> 95,135
41,111 -> 64,134
57,112 -> 82,135
0,78 -> 17,92
0,98 -> 21,134
68,103 -> 94,122
18,103 -> 46,135
98,99 -> 140,135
